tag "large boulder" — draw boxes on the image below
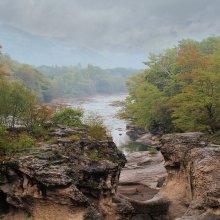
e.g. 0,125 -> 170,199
159,132 -> 220,220
0,126 -> 130,220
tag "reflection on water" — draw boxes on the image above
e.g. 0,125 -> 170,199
120,142 -> 150,153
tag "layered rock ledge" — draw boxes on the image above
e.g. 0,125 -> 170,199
0,126 -> 132,220
159,132 -> 220,220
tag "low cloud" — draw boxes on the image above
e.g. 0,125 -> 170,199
0,0 -> 219,66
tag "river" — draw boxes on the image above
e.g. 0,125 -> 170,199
63,93 -> 149,153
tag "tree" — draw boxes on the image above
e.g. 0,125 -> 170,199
170,70 -> 220,133
123,36 -> 220,134
52,107 -> 83,127
0,80 -> 36,128
0,46 -> 11,78
83,112 -> 109,140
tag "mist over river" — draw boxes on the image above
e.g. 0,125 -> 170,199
65,94 -> 130,147
58,93 -> 149,153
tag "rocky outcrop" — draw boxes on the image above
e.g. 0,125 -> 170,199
136,133 -> 160,147
159,132 -> 220,220
118,151 -> 169,220
126,123 -> 146,141
0,126 -> 132,220
5,126 -> 219,220
119,151 -> 167,189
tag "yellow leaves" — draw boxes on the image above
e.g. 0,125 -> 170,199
177,43 -> 210,70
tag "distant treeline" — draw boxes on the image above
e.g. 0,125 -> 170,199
120,36 -> 220,134
0,53 -> 139,102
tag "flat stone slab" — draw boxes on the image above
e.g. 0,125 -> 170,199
119,151 -> 167,189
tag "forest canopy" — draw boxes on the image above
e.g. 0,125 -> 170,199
0,52 -> 138,102
120,36 -> 220,134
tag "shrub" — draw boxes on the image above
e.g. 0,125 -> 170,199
31,125 -> 47,138
0,130 -> 36,156
83,112 -> 109,141
11,133 -> 36,150
52,107 -> 83,127
23,104 -> 54,129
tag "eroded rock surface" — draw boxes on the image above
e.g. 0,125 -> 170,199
120,151 -> 167,189
118,151 -> 169,220
159,132 -> 220,220
0,126 -> 132,220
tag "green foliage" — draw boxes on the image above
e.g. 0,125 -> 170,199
0,129 -> 35,156
0,52 -> 53,102
14,64 -> 53,102
39,65 -> 138,98
170,71 -> 220,133
46,137 -> 58,144
31,125 -> 47,138
84,112 -> 109,140
0,51 -> 138,101
122,36 -> 220,134
0,79 -> 36,129
52,107 -> 83,127
12,134 -> 36,150
88,151 -> 105,161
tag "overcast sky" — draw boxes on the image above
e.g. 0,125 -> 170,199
0,0 -> 220,67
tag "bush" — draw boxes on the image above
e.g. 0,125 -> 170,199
9,133 -> 36,151
31,125 -> 47,138
84,112 -> 109,141
52,107 -> 83,127
23,104 -> 54,129
0,129 -> 36,156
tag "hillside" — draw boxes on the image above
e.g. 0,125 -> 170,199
0,51 -> 139,102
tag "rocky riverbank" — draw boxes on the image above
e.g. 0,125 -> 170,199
159,132 -> 220,220
0,126 -> 132,220
1,124 -> 220,220
124,124 -> 220,220
0,125 -> 171,220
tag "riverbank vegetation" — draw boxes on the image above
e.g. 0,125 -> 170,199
0,50 -> 138,102
120,36 -> 220,134
0,43 -> 133,155
0,64 -> 109,156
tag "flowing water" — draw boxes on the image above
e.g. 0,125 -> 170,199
64,94 -> 149,153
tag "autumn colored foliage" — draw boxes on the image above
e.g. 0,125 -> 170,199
121,36 -> 220,134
